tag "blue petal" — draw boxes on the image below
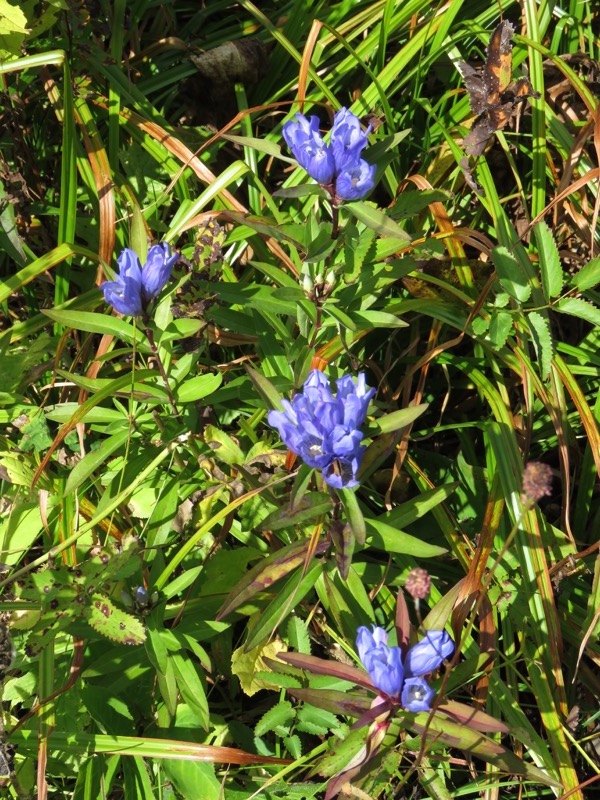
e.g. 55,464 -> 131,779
141,242 -> 177,301
404,631 -> 454,677
401,677 -> 435,712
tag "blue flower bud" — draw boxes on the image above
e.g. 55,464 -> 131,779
101,248 -> 144,316
356,626 -> 404,698
101,243 -> 177,316
404,630 -> 454,677
283,114 -> 335,184
330,107 -> 371,172
141,242 -> 179,302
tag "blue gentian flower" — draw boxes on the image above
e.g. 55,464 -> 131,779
267,370 -> 375,489
282,107 -> 375,201
356,626 -> 454,711
282,115 -> 336,184
101,243 -> 178,316
336,159 -> 376,201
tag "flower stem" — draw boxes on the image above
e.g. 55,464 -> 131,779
143,324 -> 180,418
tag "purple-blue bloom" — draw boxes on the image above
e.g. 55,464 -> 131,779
282,115 -> 335,185
282,108 -> 375,201
267,370 -> 375,489
336,159 -> 376,201
356,625 -> 454,711
101,243 -> 178,316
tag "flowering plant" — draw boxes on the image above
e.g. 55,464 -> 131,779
101,243 -> 178,316
267,369 -> 375,489
283,108 -> 376,202
356,625 -> 454,711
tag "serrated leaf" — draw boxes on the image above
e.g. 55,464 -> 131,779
85,593 -> 146,645
534,222 -> 563,300
255,701 -> 295,737
556,296 -> 600,326
570,257 -> 600,291
297,705 -> 340,733
287,616 -> 311,655
527,311 -> 553,378
492,246 -> 531,303
487,310 -> 513,349
283,734 -> 302,760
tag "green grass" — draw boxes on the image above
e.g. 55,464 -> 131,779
0,0 -> 599,798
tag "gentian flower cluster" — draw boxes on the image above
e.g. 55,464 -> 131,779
283,108 -> 376,202
267,370 -> 375,490
356,626 -> 454,712
101,243 -> 178,316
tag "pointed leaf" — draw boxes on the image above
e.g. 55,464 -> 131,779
259,493 -> 332,531
527,311 -> 553,379
338,488 -> 366,545
346,202 -> 411,241
409,712 -> 560,787
492,246 -> 531,303
534,222 -> 563,300
438,700 -> 509,733
278,652 -> 374,691
570,256 -> 600,291
216,538 -> 329,619
288,688 -> 371,718
244,363 -> 284,411
556,296 -> 600,326
370,403 -> 428,434
85,593 -> 146,645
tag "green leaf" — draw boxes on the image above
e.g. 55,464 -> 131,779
527,311 -> 553,379
570,256 -> 600,291
338,488 -> 366,545
365,519 -> 447,557
487,309 -> 513,350
296,705 -> 339,735
345,201 -> 411,240
175,371 -> 222,403
556,296 -> 600,326
245,363 -> 284,411
216,539 -> 329,619
65,429 -> 130,495
259,493 -> 332,531
85,594 -> 146,645
349,310 -> 408,329
534,222 -> 563,300
171,652 -> 209,729
371,403 -> 427,434
42,309 -> 144,344
255,700 -> 295,736
492,246 -> 531,303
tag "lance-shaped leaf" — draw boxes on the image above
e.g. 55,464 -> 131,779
337,488 -> 366,545
85,593 -> 146,645
278,652 -> 374,691
408,712 -> 560,787
216,538 -> 329,619
259,492 -> 332,531
288,688 -> 372,718
436,700 -> 509,733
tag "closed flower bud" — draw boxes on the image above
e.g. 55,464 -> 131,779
101,243 -> 178,316
404,630 -> 454,677
335,158 -> 376,201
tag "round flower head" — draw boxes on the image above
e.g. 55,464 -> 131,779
267,370 -> 375,489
